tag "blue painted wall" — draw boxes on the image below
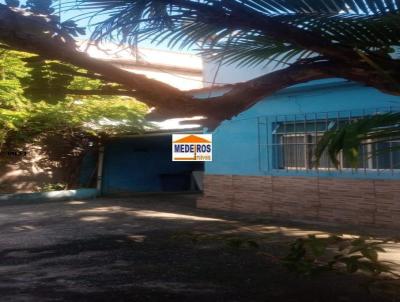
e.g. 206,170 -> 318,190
102,135 -> 203,194
206,79 -> 400,179
0,189 -> 98,203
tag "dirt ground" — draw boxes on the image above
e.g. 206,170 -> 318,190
0,194 -> 399,302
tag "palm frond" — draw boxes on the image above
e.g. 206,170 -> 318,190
316,112 -> 400,167
68,0 -> 400,68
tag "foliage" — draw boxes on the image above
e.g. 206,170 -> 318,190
171,231 -> 260,250
0,0 -> 399,130
20,57 -> 75,104
24,0 -> 85,37
316,113 -> 400,167
173,231 -> 398,279
283,235 -> 398,277
38,182 -> 67,192
2,0 -> 400,145
24,0 -> 54,14
71,0 -> 400,68
0,49 -> 149,150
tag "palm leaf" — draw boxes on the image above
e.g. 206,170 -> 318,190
67,0 -> 400,68
316,112 -> 400,167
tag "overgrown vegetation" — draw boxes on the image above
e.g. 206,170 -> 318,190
0,46 -> 150,191
283,235 -> 398,277
0,49 -> 149,151
1,1 -> 400,127
316,113 -> 400,167
38,182 -> 67,192
172,231 -> 399,279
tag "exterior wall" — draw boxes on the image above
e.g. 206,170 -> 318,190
198,175 -> 400,229
200,78 -> 400,229
206,79 -> 400,179
0,188 -> 98,203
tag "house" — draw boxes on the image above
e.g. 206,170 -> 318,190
197,61 -> 400,229
84,49 -> 400,229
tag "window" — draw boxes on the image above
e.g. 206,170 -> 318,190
263,113 -> 400,173
275,133 -> 333,170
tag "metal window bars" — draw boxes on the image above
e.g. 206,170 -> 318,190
257,107 -> 400,175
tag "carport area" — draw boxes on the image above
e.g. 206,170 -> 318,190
0,195 -> 399,302
100,134 -> 204,194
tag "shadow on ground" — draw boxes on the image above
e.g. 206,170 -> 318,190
0,194 -> 399,302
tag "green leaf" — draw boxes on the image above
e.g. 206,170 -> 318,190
316,113 -> 400,167
361,249 -> 379,262
0,50 -> 150,148
73,0 -> 400,69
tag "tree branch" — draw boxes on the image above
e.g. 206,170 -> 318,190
0,5 -> 192,115
1,4 -> 399,130
27,88 -> 136,97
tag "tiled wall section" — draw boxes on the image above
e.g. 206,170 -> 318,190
197,175 -> 400,229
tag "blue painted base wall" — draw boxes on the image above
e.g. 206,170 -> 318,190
206,79 -> 400,180
102,135 -> 203,194
0,189 -> 98,203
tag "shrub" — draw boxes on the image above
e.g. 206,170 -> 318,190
282,235 -> 398,277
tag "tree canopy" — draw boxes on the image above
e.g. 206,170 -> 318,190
0,0 -> 399,128
0,49 -> 149,151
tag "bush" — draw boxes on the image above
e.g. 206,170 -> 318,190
282,235 -> 398,277
38,183 -> 67,192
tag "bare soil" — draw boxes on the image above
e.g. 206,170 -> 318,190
0,194 -> 398,301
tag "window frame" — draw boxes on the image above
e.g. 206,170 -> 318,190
264,113 -> 400,174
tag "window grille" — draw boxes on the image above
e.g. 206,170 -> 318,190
258,108 -> 400,175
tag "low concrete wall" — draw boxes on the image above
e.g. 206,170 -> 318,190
198,175 -> 400,229
0,188 -> 98,203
